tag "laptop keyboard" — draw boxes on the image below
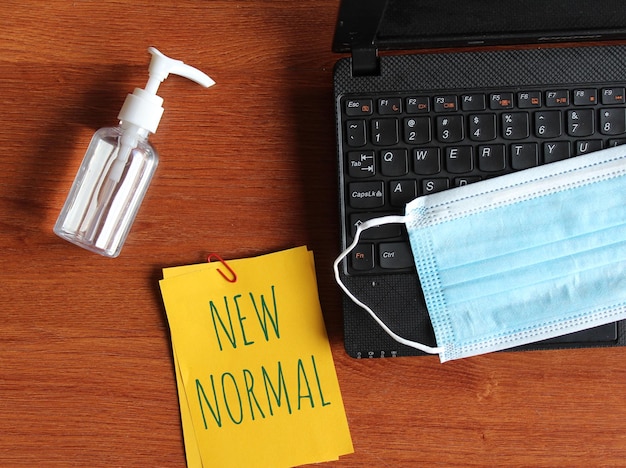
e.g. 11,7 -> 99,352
340,85 -> 626,275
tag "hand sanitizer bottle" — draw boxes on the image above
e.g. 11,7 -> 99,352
54,47 -> 214,257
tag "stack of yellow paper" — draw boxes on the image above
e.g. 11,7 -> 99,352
159,246 -> 353,467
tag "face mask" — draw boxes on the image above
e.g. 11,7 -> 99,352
334,145 -> 626,362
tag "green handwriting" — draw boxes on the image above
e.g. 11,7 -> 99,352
195,355 -> 330,429
209,286 -> 280,351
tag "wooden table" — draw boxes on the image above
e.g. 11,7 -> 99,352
2,1 -> 626,466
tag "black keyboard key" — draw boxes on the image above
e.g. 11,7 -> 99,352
543,141 -> 571,163
446,146 -> 473,173
378,98 -> 402,114
567,109 -> 594,137
546,90 -> 569,106
349,181 -> 384,209
502,112 -> 530,139
461,94 -> 486,111
518,91 -> 542,108
433,95 -> 458,112
609,138 -> 626,147
404,117 -> 431,144
490,92 -> 514,109
573,89 -> 597,106
372,118 -> 398,145
469,114 -> 496,141
413,147 -> 441,175
348,151 -> 375,178
345,99 -> 373,116
436,115 -> 463,142
535,111 -> 562,138
478,144 -> 506,171
406,96 -> 429,113
455,176 -> 482,187
346,120 -> 367,146
422,178 -> 449,194
350,213 -> 402,239
600,108 -> 626,135
511,143 -> 539,169
351,243 -> 375,271
380,149 -> 408,176
389,180 -> 417,207
575,140 -> 603,155
379,242 -> 414,269
601,87 -> 625,105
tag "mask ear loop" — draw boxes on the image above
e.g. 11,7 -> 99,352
333,215 -> 444,356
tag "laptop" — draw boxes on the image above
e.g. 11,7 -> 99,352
333,0 -> 626,358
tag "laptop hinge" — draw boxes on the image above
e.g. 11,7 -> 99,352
351,47 -> 380,77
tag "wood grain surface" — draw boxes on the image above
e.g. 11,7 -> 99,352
1,1 -> 626,466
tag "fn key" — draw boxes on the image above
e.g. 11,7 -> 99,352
380,242 -> 414,269
351,243 -> 374,271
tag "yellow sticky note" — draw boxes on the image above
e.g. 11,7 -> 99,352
160,247 -> 353,468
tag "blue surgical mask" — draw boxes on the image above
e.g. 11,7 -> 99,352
334,145 -> 626,362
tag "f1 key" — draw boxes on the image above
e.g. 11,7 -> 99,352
378,98 -> 402,114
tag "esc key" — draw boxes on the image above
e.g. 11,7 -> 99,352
346,98 -> 373,116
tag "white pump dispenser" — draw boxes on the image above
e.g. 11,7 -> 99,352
54,47 -> 214,257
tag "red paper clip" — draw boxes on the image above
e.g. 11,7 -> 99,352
207,253 -> 237,283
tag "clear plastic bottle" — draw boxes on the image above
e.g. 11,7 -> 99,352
54,126 -> 157,257
54,47 -> 214,257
